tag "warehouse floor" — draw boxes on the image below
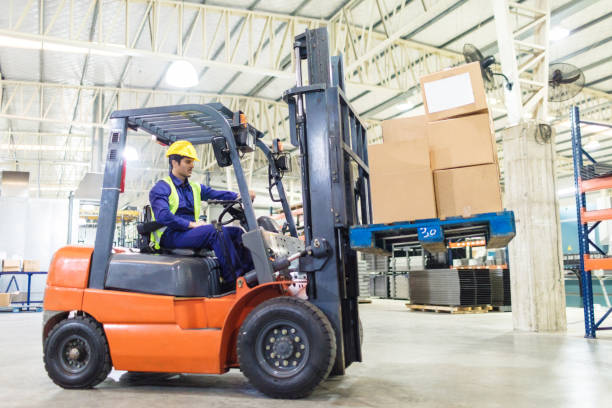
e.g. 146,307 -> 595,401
1,300 -> 611,408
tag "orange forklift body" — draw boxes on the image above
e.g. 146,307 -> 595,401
44,246 -> 289,374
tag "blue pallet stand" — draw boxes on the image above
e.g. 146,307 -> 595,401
350,211 -> 515,254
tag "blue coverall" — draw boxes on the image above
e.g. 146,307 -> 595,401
149,173 -> 254,282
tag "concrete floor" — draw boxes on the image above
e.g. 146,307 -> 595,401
1,300 -> 611,408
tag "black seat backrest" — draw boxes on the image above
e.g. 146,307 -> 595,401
137,205 -> 163,253
137,206 -> 215,257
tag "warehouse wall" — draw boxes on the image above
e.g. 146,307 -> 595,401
0,197 -> 77,301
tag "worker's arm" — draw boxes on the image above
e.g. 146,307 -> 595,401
200,184 -> 239,201
149,181 -> 191,230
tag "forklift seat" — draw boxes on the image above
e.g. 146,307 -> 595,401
136,207 -> 214,257
105,253 -> 222,297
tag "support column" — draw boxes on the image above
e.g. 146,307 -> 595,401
502,123 -> 566,331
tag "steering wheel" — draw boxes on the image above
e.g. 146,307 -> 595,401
208,199 -> 247,227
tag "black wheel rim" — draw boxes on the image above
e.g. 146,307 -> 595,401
58,335 -> 91,374
254,319 -> 310,378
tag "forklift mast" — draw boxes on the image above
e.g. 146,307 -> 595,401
284,28 -> 373,374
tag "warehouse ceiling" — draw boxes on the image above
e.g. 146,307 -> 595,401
0,0 -> 611,207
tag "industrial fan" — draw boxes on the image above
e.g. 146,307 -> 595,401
535,123 -> 553,144
463,43 -> 513,90
548,63 -> 584,102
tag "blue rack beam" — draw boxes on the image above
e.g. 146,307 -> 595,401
570,106 -> 612,339
350,211 -> 515,255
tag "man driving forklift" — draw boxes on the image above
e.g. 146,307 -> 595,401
42,28 -> 366,399
149,140 -> 255,283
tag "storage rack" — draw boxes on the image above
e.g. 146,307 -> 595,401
570,105 -> 612,338
0,271 -> 47,312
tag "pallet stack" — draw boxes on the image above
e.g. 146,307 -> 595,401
408,269 -> 492,307
490,268 -> 512,307
390,273 -> 410,299
357,258 -> 369,298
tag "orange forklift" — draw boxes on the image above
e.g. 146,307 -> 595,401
42,28 -> 372,398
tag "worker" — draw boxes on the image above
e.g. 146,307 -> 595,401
149,140 -> 255,283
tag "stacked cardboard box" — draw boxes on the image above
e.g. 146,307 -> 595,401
368,122 -> 436,223
0,293 -> 11,307
22,260 -> 40,272
421,62 -> 502,219
2,259 -> 21,272
369,62 -> 502,223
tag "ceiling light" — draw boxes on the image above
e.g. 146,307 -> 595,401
123,146 -> 139,161
0,35 -> 121,57
584,136 -> 600,151
166,60 -> 199,88
550,27 -> 570,42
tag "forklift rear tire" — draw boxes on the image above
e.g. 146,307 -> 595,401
237,297 -> 336,399
43,315 -> 112,389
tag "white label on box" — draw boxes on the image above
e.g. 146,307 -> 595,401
423,72 -> 475,114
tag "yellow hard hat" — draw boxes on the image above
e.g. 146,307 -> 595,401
166,140 -> 200,162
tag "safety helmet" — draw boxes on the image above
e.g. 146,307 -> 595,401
165,140 -> 200,162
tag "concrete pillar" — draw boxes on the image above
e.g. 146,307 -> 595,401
502,123 -> 566,332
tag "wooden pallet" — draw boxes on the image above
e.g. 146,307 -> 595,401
405,304 -> 492,314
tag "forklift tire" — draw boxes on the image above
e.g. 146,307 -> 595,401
43,315 -> 112,389
237,297 -> 336,399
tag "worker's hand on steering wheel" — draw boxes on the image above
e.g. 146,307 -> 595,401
237,190 -> 256,202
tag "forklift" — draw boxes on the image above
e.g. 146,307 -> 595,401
42,28 -> 372,399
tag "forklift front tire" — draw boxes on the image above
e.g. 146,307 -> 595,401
237,297 -> 336,399
43,315 -> 112,389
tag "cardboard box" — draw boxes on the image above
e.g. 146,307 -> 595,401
2,259 -> 21,272
22,260 -> 40,272
0,293 -> 11,307
420,62 -> 488,122
382,115 -> 426,144
368,139 -> 437,223
427,111 -> 497,171
434,164 -> 502,219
